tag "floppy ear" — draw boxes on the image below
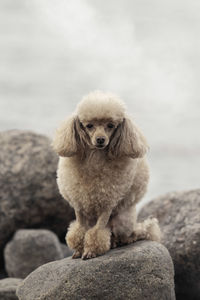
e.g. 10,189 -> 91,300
108,117 -> 149,159
52,115 -> 78,157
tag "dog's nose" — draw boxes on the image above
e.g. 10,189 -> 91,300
96,137 -> 105,145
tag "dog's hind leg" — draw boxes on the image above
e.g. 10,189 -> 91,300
131,217 -> 161,242
110,206 -> 161,248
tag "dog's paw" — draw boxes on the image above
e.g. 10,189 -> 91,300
82,250 -> 97,260
72,250 -> 82,259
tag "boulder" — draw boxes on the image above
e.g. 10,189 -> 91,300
139,189 -> 200,300
4,229 -> 64,278
0,278 -> 22,300
17,241 -> 175,300
60,243 -> 73,258
0,268 -> 7,279
0,130 -> 74,266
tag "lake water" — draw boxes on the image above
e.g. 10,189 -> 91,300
0,0 -> 199,207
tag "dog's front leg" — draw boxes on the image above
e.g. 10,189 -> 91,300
82,210 -> 112,260
66,211 -> 87,259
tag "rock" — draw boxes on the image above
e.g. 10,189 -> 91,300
60,243 -> 73,258
139,189 -> 200,300
0,130 -> 74,266
4,229 -> 64,278
17,241 -> 175,300
0,268 -> 7,280
0,278 -> 22,300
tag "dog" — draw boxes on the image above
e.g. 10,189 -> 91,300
53,91 -> 161,259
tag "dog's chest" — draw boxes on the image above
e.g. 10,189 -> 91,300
58,157 -> 136,215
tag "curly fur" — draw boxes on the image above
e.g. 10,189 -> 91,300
53,91 -> 161,259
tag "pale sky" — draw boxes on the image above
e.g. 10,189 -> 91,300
0,0 -> 199,201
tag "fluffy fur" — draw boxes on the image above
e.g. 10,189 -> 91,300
53,91 -> 161,260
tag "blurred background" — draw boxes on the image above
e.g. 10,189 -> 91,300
0,0 -> 199,205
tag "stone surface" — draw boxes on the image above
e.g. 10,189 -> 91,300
0,278 -> 22,300
17,241 -> 175,300
0,268 -> 7,279
4,229 -> 64,279
0,130 -> 74,266
60,243 -> 73,258
139,189 -> 200,300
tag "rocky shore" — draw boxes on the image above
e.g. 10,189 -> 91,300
0,130 -> 199,299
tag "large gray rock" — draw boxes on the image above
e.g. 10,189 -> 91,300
0,278 -> 22,300
139,189 -> 200,300
0,268 -> 7,279
0,130 -> 74,266
60,243 -> 73,258
17,241 -> 175,300
4,229 -> 64,278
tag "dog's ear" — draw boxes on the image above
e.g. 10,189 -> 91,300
52,115 -> 79,157
108,117 -> 149,159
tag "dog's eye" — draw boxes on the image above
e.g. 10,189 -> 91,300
86,123 -> 93,129
107,123 -> 114,129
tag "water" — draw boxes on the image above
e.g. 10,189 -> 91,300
0,0 -> 199,206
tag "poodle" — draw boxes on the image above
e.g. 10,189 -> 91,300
53,91 -> 161,260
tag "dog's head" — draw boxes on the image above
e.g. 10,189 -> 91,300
53,91 -> 148,159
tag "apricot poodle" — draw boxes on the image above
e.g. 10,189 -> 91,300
53,91 -> 161,259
